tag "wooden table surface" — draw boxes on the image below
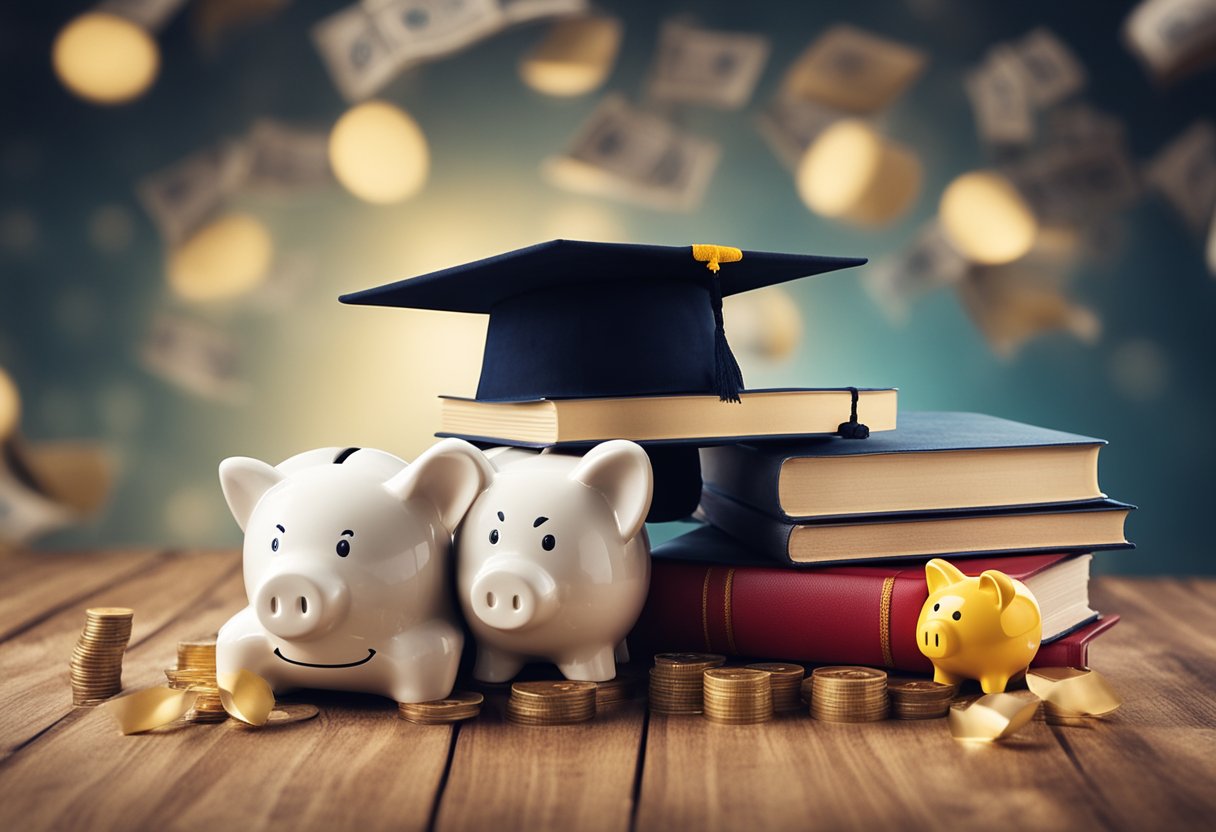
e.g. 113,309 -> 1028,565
0,549 -> 1212,831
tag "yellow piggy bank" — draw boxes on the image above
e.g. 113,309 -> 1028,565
916,558 -> 1042,694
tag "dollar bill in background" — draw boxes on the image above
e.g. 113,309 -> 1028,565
646,19 -> 771,110
1005,141 -> 1141,226
544,95 -> 720,212
140,313 -> 248,403
862,223 -> 971,324
1123,0 -> 1216,83
1045,103 -> 1126,150
965,47 -> 1034,147
0,454 -> 75,546
956,265 -> 1100,358
1146,120 -> 1216,234
756,93 -> 845,171
780,24 -> 926,114
1009,28 -> 1086,108
245,119 -> 333,194
136,142 -> 252,246
97,0 -> 190,32
314,0 -> 589,101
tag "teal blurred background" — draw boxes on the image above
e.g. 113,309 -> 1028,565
0,0 -> 1212,573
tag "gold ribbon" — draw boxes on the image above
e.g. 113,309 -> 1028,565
692,244 -> 743,273
103,670 -> 276,734
879,577 -> 896,668
948,692 -> 1041,741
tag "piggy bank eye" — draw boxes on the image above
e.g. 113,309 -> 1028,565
271,538 -> 279,552
952,610 -> 961,621
541,534 -> 556,551
932,603 -> 939,612
336,539 -> 350,558
489,529 -> 499,545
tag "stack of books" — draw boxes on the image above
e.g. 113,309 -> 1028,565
631,411 -> 1133,673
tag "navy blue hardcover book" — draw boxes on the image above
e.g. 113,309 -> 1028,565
696,487 -> 1135,567
699,411 -> 1108,521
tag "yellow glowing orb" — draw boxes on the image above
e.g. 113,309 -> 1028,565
795,120 -> 921,227
328,101 -> 430,204
52,13 -> 160,105
0,367 -> 20,439
520,16 -> 622,97
168,213 -> 274,302
939,171 -> 1038,265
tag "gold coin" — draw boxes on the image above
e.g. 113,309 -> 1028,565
511,680 -> 597,699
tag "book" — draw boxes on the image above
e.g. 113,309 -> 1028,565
629,526 -> 1118,672
437,387 -> 898,446
700,411 -> 1106,520
698,487 -> 1133,565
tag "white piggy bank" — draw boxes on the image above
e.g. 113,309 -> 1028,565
215,439 -> 490,703
456,441 -> 653,683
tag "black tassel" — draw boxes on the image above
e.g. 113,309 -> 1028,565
836,387 -> 870,439
708,277 -> 745,403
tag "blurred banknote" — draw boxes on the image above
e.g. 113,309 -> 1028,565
192,0 -> 293,49
1009,28 -> 1085,107
141,313 -> 247,403
965,48 -> 1034,147
957,265 -> 1100,357
1146,120 -> 1216,233
137,142 -> 251,245
98,0 -> 190,32
646,19 -> 770,110
1123,0 -> 1216,83
1046,103 -> 1126,150
0,439 -> 112,546
781,24 -> 926,113
863,223 -> 971,323
544,95 -> 720,211
245,119 -> 332,193
1006,141 -> 1141,225
314,0 -> 589,101
756,93 -> 844,170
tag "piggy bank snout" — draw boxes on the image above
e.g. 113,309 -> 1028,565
468,561 -> 558,632
254,570 -> 350,640
919,619 -> 956,659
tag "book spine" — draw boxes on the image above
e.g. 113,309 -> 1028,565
699,446 -> 786,517
697,487 -> 796,563
630,560 -> 1106,673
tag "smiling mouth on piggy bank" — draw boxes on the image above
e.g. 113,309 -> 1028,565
273,647 -> 377,669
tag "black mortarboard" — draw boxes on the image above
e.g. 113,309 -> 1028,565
339,239 -> 865,404
340,240 -> 866,522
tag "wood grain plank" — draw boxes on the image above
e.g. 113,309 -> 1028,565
0,549 -> 161,642
0,550 -> 240,757
636,709 -> 1107,832
1041,578 -> 1216,830
434,696 -> 646,832
0,551 -> 455,832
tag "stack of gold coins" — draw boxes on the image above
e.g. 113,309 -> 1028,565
746,663 -> 805,713
810,666 -> 890,722
703,668 -> 774,724
164,638 -> 227,723
800,676 -> 813,707
398,692 -> 484,724
506,681 -> 597,726
595,668 -> 644,709
648,653 -> 725,715
70,607 -> 134,705
887,679 -> 957,719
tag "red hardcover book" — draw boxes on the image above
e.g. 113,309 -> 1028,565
631,527 -> 1118,673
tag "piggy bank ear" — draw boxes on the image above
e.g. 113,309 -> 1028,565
219,457 -> 285,532
925,558 -> 967,594
569,440 -> 653,540
980,570 -> 1040,637
384,438 -> 494,535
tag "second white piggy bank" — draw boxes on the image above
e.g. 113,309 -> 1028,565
456,441 -> 653,683
215,439 -> 490,704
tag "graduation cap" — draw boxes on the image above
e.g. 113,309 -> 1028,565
339,239 -> 865,404
340,240 -> 867,522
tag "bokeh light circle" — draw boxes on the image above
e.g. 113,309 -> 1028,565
168,213 -> 274,302
0,366 -> 20,439
939,171 -> 1038,265
328,101 -> 430,204
796,120 -> 921,227
52,13 -> 160,105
